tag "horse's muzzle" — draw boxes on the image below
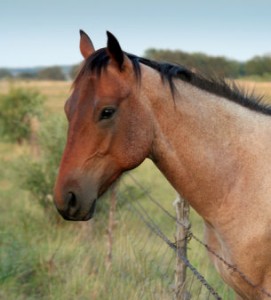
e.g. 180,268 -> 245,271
56,191 -> 97,221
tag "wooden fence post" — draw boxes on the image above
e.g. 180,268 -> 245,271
173,193 -> 190,300
106,184 -> 117,270
30,116 -> 40,158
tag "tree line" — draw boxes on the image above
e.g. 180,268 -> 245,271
144,49 -> 271,79
1,50 -> 271,81
0,66 -> 67,81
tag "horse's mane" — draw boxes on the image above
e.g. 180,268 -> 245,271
74,48 -> 271,115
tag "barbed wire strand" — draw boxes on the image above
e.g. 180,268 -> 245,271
118,189 -> 223,300
126,173 -> 271,298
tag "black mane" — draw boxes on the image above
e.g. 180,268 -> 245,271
75,48 -> 271,115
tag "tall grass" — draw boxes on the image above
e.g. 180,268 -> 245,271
0,150 -> 234,299
0,161 -> 174,299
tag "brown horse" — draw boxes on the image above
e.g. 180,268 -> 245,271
54,30 -> 271,299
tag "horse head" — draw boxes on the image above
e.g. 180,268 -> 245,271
54,31 -> 153,220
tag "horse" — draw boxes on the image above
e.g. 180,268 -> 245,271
54,30 -> 271,299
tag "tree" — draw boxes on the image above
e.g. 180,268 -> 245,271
0,88 -> 44,144
144,49 -> 241,78
37,66 -> 66,81
69,64 -> 81,80
0,68 -> 13,79
17,72 -> 37,80
243,55 -> 271,77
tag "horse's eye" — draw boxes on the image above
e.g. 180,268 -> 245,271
99,107 -> 116,120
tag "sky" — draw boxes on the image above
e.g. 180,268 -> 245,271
1,0 -> 271,68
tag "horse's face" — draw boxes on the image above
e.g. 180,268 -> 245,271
54,31 -> 153,220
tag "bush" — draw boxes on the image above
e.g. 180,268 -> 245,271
17,115 -> 67,221
0,88 -> 44,144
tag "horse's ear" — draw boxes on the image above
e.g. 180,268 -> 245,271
106,31 -> 125,70
80,30 -> 95,59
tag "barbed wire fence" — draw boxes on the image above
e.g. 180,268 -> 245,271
103,171 -> 236,300
118,171 -> 271,300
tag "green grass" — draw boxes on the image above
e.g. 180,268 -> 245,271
0,80 -> 238,299
0,149 -> 234,299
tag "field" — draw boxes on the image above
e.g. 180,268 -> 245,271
1,79 -> 271,300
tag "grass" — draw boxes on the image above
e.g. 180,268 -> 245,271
0,80 -> 69,113
237,80 -> 271,101
0,144 -> 234,299
2,78 -> 270,299
0,165 -> 173,300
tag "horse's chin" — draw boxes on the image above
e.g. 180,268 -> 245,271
82,199 -> 97,221
98,171 -> 122,197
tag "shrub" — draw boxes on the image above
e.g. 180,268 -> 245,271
17,115 -> 67,222
0,88 -> 44,144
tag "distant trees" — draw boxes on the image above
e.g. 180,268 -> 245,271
0,67 -> 67,81
0,52 -> 270,81
69,64 -> 81,80
144,49 -> 271,79
37,66 -> 66,81
17,72 -> 37,80
0,68 -> 12,79
144,49 -> 241,78
243,55 -> 271,77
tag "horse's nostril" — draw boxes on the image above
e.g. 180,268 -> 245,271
67,191 -> 77,208
56,191 -> 80,220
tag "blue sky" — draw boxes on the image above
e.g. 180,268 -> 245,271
1,0 -> 271,67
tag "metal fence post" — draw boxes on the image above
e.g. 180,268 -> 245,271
173,193 -> 190,300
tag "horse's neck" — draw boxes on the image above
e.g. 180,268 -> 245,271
147,79 -> 271,220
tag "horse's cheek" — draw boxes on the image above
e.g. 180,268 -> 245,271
115,119 -> 151,170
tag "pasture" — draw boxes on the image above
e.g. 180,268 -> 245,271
1,79 -> 271,299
